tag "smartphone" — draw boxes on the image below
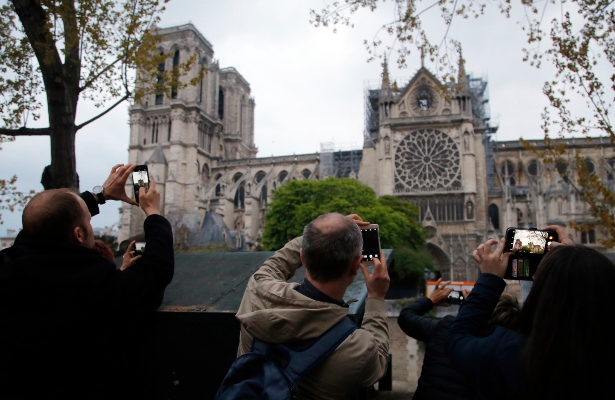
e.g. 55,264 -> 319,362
361,224 -> 381,263
503,227 -> 558,280
447,290 -> 464,305
134,241 -> 146,256
131,165 -> 150,203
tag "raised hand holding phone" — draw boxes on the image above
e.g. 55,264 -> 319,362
138,179 -> 160,216
131,165 -> 150,204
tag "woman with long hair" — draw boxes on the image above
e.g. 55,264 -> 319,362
446,226 -> 615,400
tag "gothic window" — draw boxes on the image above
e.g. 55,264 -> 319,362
557,197 -> 563,215
218,88 -> 224,120
585,158 -> 595,175
556,159 -> 569,182
528,159 -> 539,177
302,169 -> 311,179
501,160 -> 515,186
199,57 -> 207,104
488,204 -> 500,230
607,158 -> 615,181
215,173 -> 223,197
171,50 -> 179,99
201,165 -> 210,186
151,118 -> 159,143
260,185 -> 268,206
155,52 -> 164,105
233,172 -> 243,183
581,230 -> 596,244
167,119 -> 172,141
415,196 -> 464,222
394,129 -> 461,192
234,184 -> 245,210
254,171 -> 266,183
278,171 -> 288,183
198,122 -> 211,151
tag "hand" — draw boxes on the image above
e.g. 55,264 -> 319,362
102,164 -> 138,206
360,251 -> 390,298
346,214 -> 370,228
139,179 -> 160,216
428,278 -> 453,306
461,288 -> 472,301
120,240 -> 142,271
473,238 -> 510,278
544,225 -> 574,249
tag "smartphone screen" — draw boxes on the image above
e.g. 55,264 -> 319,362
134,241 -> 146,255
131,165 -> 149,203
504,228 -> 558,280
506,228 -> 555,255
361,225 -> 381,262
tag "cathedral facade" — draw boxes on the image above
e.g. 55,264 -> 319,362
118,24 -> 615,281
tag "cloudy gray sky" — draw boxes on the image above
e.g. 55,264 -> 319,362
0,0 -> 565,233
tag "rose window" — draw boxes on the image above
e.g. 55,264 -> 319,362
394,129 -> 461,191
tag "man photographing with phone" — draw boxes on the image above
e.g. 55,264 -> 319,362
0,163 -> 174,399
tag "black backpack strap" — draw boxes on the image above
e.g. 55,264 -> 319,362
252,316 -> 357,386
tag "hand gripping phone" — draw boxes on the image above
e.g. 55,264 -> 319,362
503,227 -> 558,280
131,165 -> 150,203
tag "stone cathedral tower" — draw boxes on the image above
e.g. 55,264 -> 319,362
359,57 -> 495,281
117,24 -> 257,246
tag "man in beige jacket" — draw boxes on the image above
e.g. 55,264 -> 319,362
236,212 -> 390,399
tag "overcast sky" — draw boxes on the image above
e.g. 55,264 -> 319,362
0,0 -> 570,233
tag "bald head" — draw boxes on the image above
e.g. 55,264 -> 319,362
301,213 -> 362,282
23,189 -> 87,244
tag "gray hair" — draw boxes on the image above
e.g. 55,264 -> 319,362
301,213 -> 363,282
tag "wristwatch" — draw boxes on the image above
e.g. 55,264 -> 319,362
92,185 -> 106,205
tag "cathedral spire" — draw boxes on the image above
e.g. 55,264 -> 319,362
458,48 -> 467,85
381,56 -> 391,90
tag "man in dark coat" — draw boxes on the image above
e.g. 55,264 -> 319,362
398,279 -> 478,400
0,164 -> 174,399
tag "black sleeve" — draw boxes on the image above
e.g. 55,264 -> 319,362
116,214 -> 174,311
397,297 -> 439,342
80,191 -> 100,217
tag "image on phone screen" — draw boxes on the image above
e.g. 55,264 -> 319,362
131,167 -> 149,203
361,227 -> 380,261
508,229 -> 553,255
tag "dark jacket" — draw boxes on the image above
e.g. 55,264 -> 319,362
398,298 -> 478,400
0,194 -> 174,399
446,273 -> 527,400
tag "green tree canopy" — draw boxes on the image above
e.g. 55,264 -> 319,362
262,177 -> 427,251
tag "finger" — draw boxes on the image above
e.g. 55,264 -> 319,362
441,280 -> 451,287
378,251 -> 387,267
119,164 -> 136,183
130,255 -> 142,264
125,241 -> 135,255
139,186 -> 147,197
501,250 -> 512,265
109,164 -> 123,174
359,263 -> 371,280
149,179 -> 157,191
495,237 -> 507,255
473,249 -> 481,263
483,239 -> 498,255
444,288 -> 453,295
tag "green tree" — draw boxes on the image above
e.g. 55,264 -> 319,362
389,246 -> 433,288
262,177 -> 427,251
0,0 -> 202,190
311,0 -> 615,245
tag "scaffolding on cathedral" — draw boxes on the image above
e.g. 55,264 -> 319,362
320,142 -> 363,179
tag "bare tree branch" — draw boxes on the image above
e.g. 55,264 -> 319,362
75,93 -> 130,131
0,126 -> 50,136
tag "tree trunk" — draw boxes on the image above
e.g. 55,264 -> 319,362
41,125 -> 79,190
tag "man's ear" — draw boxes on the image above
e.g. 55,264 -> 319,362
300,248 -> 306,266
73,225 -> 85,245
349,255 -> 362,277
